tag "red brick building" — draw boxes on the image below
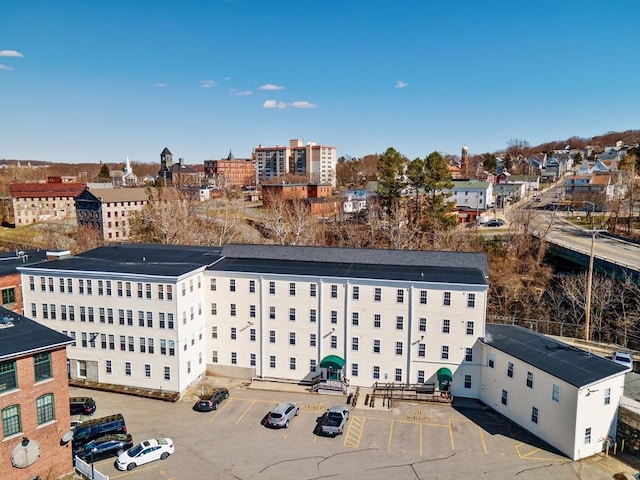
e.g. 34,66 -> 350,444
9,181 -> 86,226
204,151 -> 256,188
0,250 -> 48,315
0,307 -> 74,480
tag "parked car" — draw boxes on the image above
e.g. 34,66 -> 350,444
485,219 -> 505,227
267,402 -> 299,428
70,415 -> 92,430
115,437 -> 174,471
72,414 -> 127,449
319,406 -> 350,436
69,397 -> 96,416
612,351 -> 633,371
73,434 -> 133,463
193,388 -> 229,412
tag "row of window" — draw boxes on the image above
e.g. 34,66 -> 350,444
0,354 -> 52,393
32,304 -> 181,328
99,360 -> 180,379
2,394 -> 55,438
62,330 -> 198,356
212,279 -> 476,308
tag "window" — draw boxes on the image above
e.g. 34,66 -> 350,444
289,308 -> 296,322
396,289 -> 404,303
107,308 -> 114,324
166,285 -> 173,300
374,314 -> 381,328
352,363 -> 359,377
231,353 -> 237,365
30,276 -> 35,291
48,278 -> 54,292
331,310 -> 338,324
125,282 -> 131,297
2,405 -> 21,437
269,306 -> 276,320
230,304 -> 237,317
212,351 -> 218,363
250,353 -> 256,366
289,357 -> 296,370
501,389 -> 508,406
31,303 -> 37,318
373,339 -> 381,353
269,355 -> 276,368
168,313 -> 174,329
465,347 -> 473,362
145,364 -> 151,378
289,332 -> 296,345
526,371 -> 534,388
249,280 -> 255,293
395,368 -> 402,382
250,305 -> 256,318
146,283 -> 151,299
101,334 -> 106,349
230,279 -> 236,292
604,388 -> 611,405
552,384 -> 560,402
352,337 -> 359,351
138,311 -> 145,327
51,304 -> 57,320
466,321 -> 474,335
148,338 -> 154,354
137,283 -> 143,298
1,287 -> 16,305
231,327 -> 237,340
128,336 -> 134,352
108,335 -> 115,350
140,337 -> 146,353
310,284 -> 317,297
40,277 -> 46,292
127,310 -> 133,326
467,293 -> 476,308
269,281 -> 276,295
43,304 -> 48,319
419,317 -> 427,332
34,352 -> 52,381
443,291 -> 451,306
531,406 -> 538,424
146,312 -> 153,327
117,281 -> 123,296
464,375 -> 472,389
585,427 -> 591,444
420,290 -> 427,305
99,307 -> 105,323
441,345 -> 449,360
352,312 -> 359,326
418,344 -> 426,357
125,362 -> 132,376
181,283 -> 186,296
395,341 -> 403,355
81,332 -> 88,348
417,370 -> 425,383
106,360 -> 112,373
396,316 -> 404,330
78,360 -> 87,377
373,366 -> 380,380
310,309 -> 317,323
442,319 -> 450,333
374,287 -> 381,302
331,285 -> 338,298
310,359 -> 317,373
488,352 -> 495,368
352,286 -> 359,300
0,360 -> 18,392
289,282 -> 296,296
269,330 -> 276,344
160,339 -> 167,355
310,333 -> 316,347
164,367 -> 171,380
330,335 -> 337,349
106,281 -> 112,296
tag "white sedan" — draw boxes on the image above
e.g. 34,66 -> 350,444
115,438 -> 174,471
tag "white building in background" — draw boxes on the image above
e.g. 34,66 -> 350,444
254,139 -> 337,186
448,180 -> 494,210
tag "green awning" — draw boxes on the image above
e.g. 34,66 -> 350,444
437,367 -> 453,383
320,355 -> 345,370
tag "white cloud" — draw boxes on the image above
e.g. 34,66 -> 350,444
260,83 -> 284,91
231,90 -> 253,96
155,82 -> 167,87
263,100 -> 287,109
0,64 -> 14,71
0,50 -> 23,58
291,101 -> 317,109
200,80 -> 216,88
395,80 -> 408,89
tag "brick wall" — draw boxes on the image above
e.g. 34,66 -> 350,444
0,272 -> 23,314
0,347 -> 73,480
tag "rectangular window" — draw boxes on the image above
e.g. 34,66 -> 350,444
289,308 -> 296,322
604,388 -> 611,405
118,309 -> 125,325
289,282 -> 296,296
120,336 -> 127,351
441,345 -> 449,360
36,394 -> 55,424
374,287 -> 381,302
127,310 -> 133,326
419,317 -> 427,332
67,278 -> 73,294
231,327 -> 237,340
48,278 -> 54,292
158,284 -> 164,300
249,280 -> 255,293
331,310 -> 338,324
59,278 -> 65,293
34,352 -> 52,381
160,339 -> 167,355
443,291 -> 451,306
352,363 -> 359,377
1,287 -> 16,306
42,304 -> 48,319
106,360 -> 112,373
147,312 -> 153,327
418,343 -> 426,357
310,284 -> 317,297
501,389 -> 508,406
164,367 -> 171,380
79,306 -> 86,322
125,362 -> 132,376
231,353 -> 237,365
30,276 -> 35,291
145,364 -> 151,378
108,335 -> 115,350
552,384 -> 560,402
250,353 -> 256,366
466,321 -> 474,335
526,371 -> 534,388
250,305 -> 256,318
465,347 -> 473,362
585,427 -> 591,444
249,328 -> 256,342
167,313 -> 174,329
138,311 -> 145,327
330,335 -> 337,349
373,366 -> 380,379
310,359 -> 317,373
230,279 -> 236,292
269,306 -> 276,320
269,281 -> 275,295
373,339 -> 381,353
464,375 -> 472,389
81,332 -> 88,347
50,304 -> 57,320
507,362 -> 514,378
166,285 -> 173,300
100,334 -> 106,349
420,290 -> 427,305
78,360 -> 86,377
331,285 -> 338,298
230,304 -> 236,317
148,338 -> 154,354
531,406 -> 538,424
99,307 -> 105,323
86,280 -> 93,295
140,337 -> 146,353
117,281 -> 123,297
39,277 -> 46,292
352,286 -> 359,300
395,368 -> 402,382
488,352 -> 495,368
270,355 -> 276,368
289,332 -> 296,345
352,337 -> 359,351
146,283 -> 152,299
310,333 -> 317,347
352,312 -> 359,326
137,282 -> 143,298
125,282 -> 131,297
467,293 -> 476,308
61,305 -> 66,320
395,341 -> 403,355
289,357 -> 296,370
107,308 -> 113,324
128,336 -> 134,352
269,330 -> 276,344
309,309 -> 317,323
442,319 -> 450,333
396,316 -> 404,330
374,314 -> 381,328
106,281 -> 112,296
417,370 -> 425,383
2,405 -> 21,436
210,278 -> 217,291
396,289 -> 404,303
211,326 -> 218,339
212,351 -> 218,363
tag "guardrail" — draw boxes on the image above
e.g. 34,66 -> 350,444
74,455 -> 109,480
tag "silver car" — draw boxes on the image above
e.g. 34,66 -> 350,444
267,402 -> 299,428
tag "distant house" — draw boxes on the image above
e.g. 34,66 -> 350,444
0,306 -> 74,479
342,189 -> 370,214
507,175 -> 540,192
447,180 -> 493,224
9,181 -> 86,226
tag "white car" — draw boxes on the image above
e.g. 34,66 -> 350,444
115,438 -> 174,471
612,352 -> 633,372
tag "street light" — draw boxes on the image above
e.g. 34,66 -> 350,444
582,201 -> 595,341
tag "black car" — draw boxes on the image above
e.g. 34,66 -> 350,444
72,414 -> 127,449
485,219 -> 505,227
73,434 -> 134,463
70,397 -> 97,416
193,388 -> 229,412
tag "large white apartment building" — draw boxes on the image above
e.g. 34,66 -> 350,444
254,139 -> 337,186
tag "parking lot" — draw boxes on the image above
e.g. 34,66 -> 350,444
70,380 -> 637,480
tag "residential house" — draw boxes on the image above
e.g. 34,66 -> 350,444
448,180 -> 493,223
9,181 -> 86,226
480,324 -> 626,461
342,189 -> 370,214
0,306 -> 74,480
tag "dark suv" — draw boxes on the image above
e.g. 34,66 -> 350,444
193,388 -> 229,412
73,434 -> 133,463
70,397 -> 97,416
72,414 -> 127,449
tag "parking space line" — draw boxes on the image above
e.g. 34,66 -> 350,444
236,399 -> 256,424
449,418 -> 455,450
110,464 -> 159,478
208,399 -> 232,422
479,426 -> 488,454
343,415 -> 364,448
420,423 -> 423,456
387,420 -> 394,452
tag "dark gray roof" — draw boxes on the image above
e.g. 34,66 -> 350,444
18,244 -> 223,278
0,306 -> 73,360
0,249 -> 48,276
214,245 -> 488,285
484,324 -> 627,388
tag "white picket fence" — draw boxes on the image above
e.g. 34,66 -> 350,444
74,455 -> 109,480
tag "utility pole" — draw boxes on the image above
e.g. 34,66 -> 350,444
583,201 -> 595,341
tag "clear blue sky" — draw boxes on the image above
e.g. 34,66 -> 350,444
1,0 -> 639,164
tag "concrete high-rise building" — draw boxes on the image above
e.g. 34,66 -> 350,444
254,139 -> 337,186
